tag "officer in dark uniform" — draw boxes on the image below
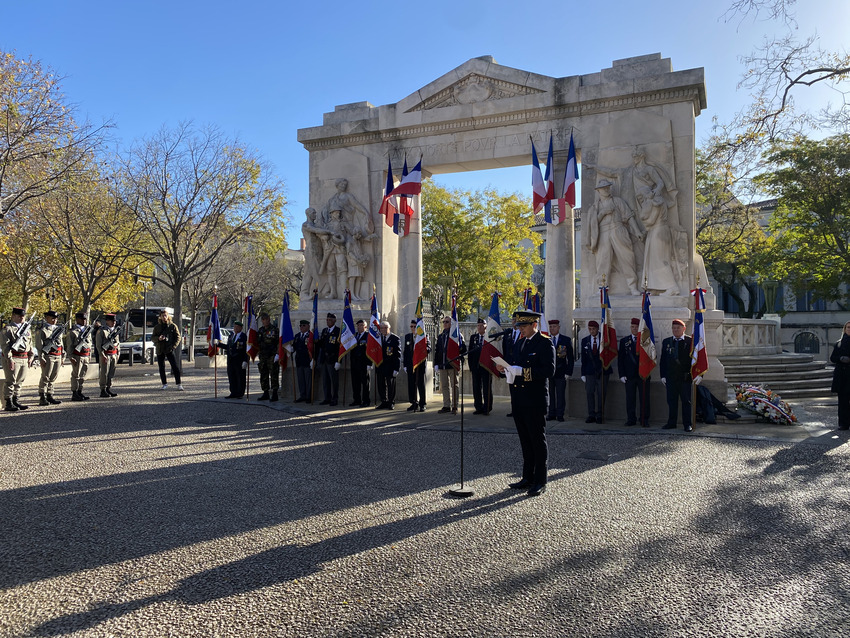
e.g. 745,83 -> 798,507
225,320 -> 249,399
375,320 -> 401,409
497,310 -> 555,497
467,318 -> 492,415
350,319 -> 371,407
660,318 -> 693,431
256,312 -> 280,402
618,317 -> 650,427
292,320 -> 313,402
403,319 -> 431,412
503,312 -> 520,417
547,319 -> 574,422
318,313 -> 341,406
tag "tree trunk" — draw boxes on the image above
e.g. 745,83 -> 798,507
171,280 -> 185,371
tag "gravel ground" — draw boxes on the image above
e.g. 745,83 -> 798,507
1,365 -> 849,637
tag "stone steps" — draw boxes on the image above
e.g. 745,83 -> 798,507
720,353 -> 833,401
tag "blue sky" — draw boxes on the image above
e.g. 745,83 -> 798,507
4,1 -> 847,247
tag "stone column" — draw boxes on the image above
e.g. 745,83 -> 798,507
546,150 -> 576,330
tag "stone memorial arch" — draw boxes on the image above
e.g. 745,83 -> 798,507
297,53 -> 724,385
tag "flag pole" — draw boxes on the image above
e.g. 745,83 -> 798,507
640,280 -> 647,428
599,276 -> 607,425
691,274 -> 700,428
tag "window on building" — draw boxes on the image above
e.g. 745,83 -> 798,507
794,332 -> 820,354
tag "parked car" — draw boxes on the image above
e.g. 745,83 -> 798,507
193,327 -> 231,355
119,334 -> 156,364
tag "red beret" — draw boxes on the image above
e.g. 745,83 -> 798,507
548,319 -> 560,325
588,320 -> 599,328
672,319 -> 685,327
631,318 -> 640,326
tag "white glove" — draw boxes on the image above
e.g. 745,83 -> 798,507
392,370 -> 399,377
403,366 -> 407,373
367,365 -> 373,371
581,375 -> 586,383
694,376 -> 703,385
241,361 -> 248,370
620,376 -> 627,384
274,354 -> 280,363
504,365 -> 522,384
310,360 -> 315,370
334,362 -> 341,370
661,378 -> 666,386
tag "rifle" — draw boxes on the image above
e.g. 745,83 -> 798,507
101,325 -> 120,350
9,316 -> 32,352
74,325 -> 93,354
41,323 -> 66,355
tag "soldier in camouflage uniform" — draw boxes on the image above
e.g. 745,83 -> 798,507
256,312 -> 280,402
34,310 -> 64,406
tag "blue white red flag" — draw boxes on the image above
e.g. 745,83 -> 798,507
524,287 -> 534,311
396,158 -> 416,236
543,135 -> 556,223
447,292 -> 461,371
278,291 -> 294,371
389,158 -> 422,197
531,140 -> 548,215
600,286 -> 617,369
339,290 -> 358,359
379,157 -> 398,229
691,287 -> 708,379
366,291 -> 383,367
309,288 -> 318,360
481,292 -> 503,378
533,292 -> 549,338
244,295 -> 259,360
413,294 -> 428,370
562,131 -> 579,209
207,294 -> 221,357
638,291 -> 657,379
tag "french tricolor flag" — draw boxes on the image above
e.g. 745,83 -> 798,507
531,140 -> 548,214
543,134 -> 557,223
562,131 -> 578,209
389,158 -> 422,197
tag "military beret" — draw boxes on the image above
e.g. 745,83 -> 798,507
548,319 -> 560,325
477,318 -> 485,324
515,311 -> 542,326
300,319 -> 310,326
631,317 -> 640,326
75,311 -> 86,319
327,312 -> 336,319
410,319 -> 417,325
588,320 -> 599,328
233,320 -> 243,327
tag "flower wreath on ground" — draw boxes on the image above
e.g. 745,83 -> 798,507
734,384 -> 797,425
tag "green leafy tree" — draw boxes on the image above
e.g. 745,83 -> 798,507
756,134 -> 850,304
422,180 -> 541,318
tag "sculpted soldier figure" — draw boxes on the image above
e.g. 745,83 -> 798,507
2,307 -> 34,411
256,312 -> 280,402
66,311 -> 93,402
585,179 -> 644,295
35,310 -> 64,406
300,207 -> 331,299
95,313 -> 121,397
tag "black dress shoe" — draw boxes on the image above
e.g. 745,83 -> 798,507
662,424 -> 676,429
506,412 -> 513,417
641,423 -> 650,428
473,410 -> 482,415
225,394 -> 237,399
361,402 -> 371,407
47,394 -> 62,405
419,406 -> 426,412
375,402 -> 388,410
438,407 -> 451,414
4,401 -> 18,412
527,483 -> 547,497
12,398 -> 28,410
508,479 -> 532,490
406,404 -> 418,411
684,424 -> 694,432
385,404 -> 394,410
546,415 -> 554,421
557,417 -> 565,422
624,422 -> 636,427
100,389 -> 110,398
294,398 -> 304,403
107,390 -> 118,397
257,391 -> 270,401
319,399 -> 331,405
585,416 -> 596,423
329,400 -> 338,406
350,401 -> 361,407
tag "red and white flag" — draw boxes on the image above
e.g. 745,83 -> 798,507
691,287 -> 708,380
244,295 -> 259,361
600,286 -> 617,369
531,140 -> 548,215
366,292 -> 383,367
447,293 -> 461,371
379,157 -> 397,229
480,292 -> 503,379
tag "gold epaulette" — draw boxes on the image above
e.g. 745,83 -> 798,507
523,367 -> 532,382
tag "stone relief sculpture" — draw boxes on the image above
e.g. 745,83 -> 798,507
584,179 -> 644,295
301,178 -> 376,300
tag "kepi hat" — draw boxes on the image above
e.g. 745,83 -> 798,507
515,310 -> 542,326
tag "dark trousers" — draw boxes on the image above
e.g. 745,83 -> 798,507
352,365 -> 370,405
322,363 -> 338,401
471,367 -> 492,413
377,372 -> 396,405
407,365 -> 427,407
838,391 -> 850,428
257,356 -> 279,391
585,373 -> 609,419
227,359 -> 246,397
665,379 -> 692,427
548,376 -> 566,419
296,366 -> 312,401
513,409 -> 548,485
625,375 -> 651,425
157,351 -> 182,385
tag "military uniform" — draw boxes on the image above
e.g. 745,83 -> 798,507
548,327 -> 574,422
350,327 -> 371,406
375,330 -> 401,409
660,332 -> 693,430
505,312 -> 556,496
580,325 -> 612,422
293,323 -> 313,402
226,327 -> 249,398
403,324 -> 430,411
95,316 -> 121,397
34,312 -> 64,405
66,315 -> 93,401
618,321 -> 650,427
2,309 -> 34,411
467,324 -> 492,415
318,315 -> 341,406
256,320 -> 280,401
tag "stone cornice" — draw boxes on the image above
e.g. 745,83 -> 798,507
300,86 -> 704,151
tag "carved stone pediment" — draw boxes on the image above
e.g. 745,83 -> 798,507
407,73 -> 544,112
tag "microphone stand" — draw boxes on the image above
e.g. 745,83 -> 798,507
446,351 -> 473,499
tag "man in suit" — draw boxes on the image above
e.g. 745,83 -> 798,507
350,319 -> 371,407
292,320 -> 313,402
434,317 -> 466,414
618,317 -> 650,427
497,310 -> 556,497
580,320 -> 611,423
467,318 -> 492,415
403,319 -> 430,412
375,320 -> 401,409
317,313 -> 341,406
547,319 -> 574,422
225,321 -> 249,399
660,318 -> 693,431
